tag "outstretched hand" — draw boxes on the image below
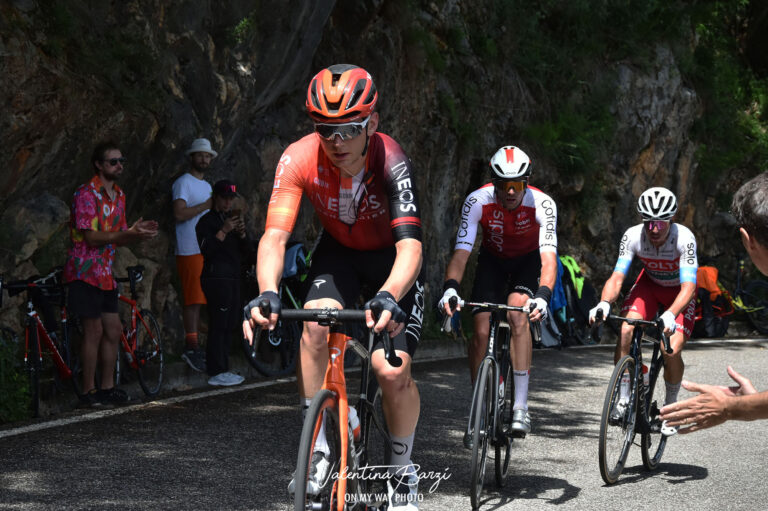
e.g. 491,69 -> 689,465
659,366 -> 756,434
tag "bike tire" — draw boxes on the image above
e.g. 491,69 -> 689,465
294,389 -> 344,511
495,359 -> 513,486
598,355 -> 637,485
136,310 -> 164,397
244,316 -> 301,377
743,280 -> 768,334
641,353 -> 667,470
469,358 -> 494,510
359,378 -> 389,507
27,325 -> 41,418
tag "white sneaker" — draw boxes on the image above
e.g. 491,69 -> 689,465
660,420 -> 679,437
208,372 -> 245,386
288,451 -> 331,495
387,470 -> 419,509
610,399 -> 628,422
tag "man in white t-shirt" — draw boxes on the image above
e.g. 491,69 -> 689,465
172,138 -> 215,372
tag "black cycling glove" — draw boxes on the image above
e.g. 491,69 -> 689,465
365,291 -> 407,324
243,290 -> 281,322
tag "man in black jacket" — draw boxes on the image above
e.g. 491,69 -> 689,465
196,179 -> 253,386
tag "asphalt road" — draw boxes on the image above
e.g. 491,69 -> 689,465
2,339 -> 768,510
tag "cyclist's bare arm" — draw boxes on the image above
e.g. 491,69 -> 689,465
242,227 -> 289,342
173,198 -> 212,222
366,238 -> 422,335
665,281 -> 696,318
441,248 -> 471,315
593,271 -> 627,319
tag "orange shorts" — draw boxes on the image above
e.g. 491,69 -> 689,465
176,255 -> 206,306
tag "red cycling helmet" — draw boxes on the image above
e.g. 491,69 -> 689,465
306,64 -> 378,123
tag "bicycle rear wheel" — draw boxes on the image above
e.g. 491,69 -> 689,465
743,280 -> 768,334
641,355 -> 667,470
136,310 -> 164,397
27,325 -> 41,418
495,358 -> 513,486
470,358 -> 494,510
598,355 -> 637,484
244,317 -> 301,377
294,389 -> 345,511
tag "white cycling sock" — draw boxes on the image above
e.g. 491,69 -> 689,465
620,374 -> 630,402
388,432 -> 415,477
665,381 -> 682,406
302,397 -> 330,456
513,370 -> 529,411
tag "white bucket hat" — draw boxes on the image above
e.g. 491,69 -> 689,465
186,138 -> 218,158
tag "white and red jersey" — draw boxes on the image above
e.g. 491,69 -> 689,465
454,184 -> 557,258
613,223 -> 698,287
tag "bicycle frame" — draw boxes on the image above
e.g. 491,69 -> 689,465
624,319 -> 667,435
24,300 -> 71,380
117,293 -> 157,371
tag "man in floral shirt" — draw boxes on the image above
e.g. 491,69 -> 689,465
64,141 -> 158,408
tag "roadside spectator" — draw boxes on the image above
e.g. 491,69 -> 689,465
64,141 -> 158,407
196,180 -> 251,386
660,172 -> 768,431
172,138 -> 215,373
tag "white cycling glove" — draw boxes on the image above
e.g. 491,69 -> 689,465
526,297 -> 548,320
438,287 -> 460,312
589,301 -> 611,323
660,310 -> 677,334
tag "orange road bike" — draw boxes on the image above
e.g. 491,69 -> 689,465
272,307 -> 399,511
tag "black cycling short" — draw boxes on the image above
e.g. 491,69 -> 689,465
305,233 -> 425,357
67,280 -> 119,318
470,248 -> 541,311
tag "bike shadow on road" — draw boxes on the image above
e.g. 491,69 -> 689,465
607,461 -> 709,486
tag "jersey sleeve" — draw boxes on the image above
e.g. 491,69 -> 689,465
73,187 -> 98,232
381,137 -> 422,242
171,176 -> 187,202
613,226 -> 638,275
535,192 -> 557,253
454,191 -> 482,252
677,225 -> 698,284
264,150 -> 306,233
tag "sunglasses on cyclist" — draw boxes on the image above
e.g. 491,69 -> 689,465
493,179 -> 527,193
102,157 -> 127,166
644,220 -> 669,231
314,116 -> 370,141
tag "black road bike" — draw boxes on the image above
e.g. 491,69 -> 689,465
457,299 -> 541,510
593,310 -> 673,484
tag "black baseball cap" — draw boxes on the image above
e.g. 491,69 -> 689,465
213,179 -> 238,198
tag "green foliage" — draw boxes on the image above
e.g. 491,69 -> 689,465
232,14 -> 257,44
0,329 -> 30,423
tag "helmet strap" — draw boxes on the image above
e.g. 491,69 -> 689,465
361,133 -> 370,157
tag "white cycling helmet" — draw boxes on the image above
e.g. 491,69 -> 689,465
637,187 -> 678,220
489,146 -> 532,180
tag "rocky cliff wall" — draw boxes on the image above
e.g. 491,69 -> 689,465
0,1 -> 750,342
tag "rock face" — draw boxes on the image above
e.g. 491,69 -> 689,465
0,2 -> 747,346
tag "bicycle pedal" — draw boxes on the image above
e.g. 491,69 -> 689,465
507,430 -> 526,439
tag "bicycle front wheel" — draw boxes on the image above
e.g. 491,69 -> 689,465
743,280 -> 768,334
469,358 -> 494,510
244,317 -> 301,377
294,389 -> 345,511
358,378 -> 389,508
495,359 -> 513,486
136,310 -> 164,397
641,355 -> 667,470
598,355 -> 637,485
27,325 -> 41,418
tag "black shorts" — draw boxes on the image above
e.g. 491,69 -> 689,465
304,234 -> 425,357
470,248 -> 542,311
67,280 -> 119,318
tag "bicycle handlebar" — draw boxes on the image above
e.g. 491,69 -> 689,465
459,299 -> 529,313
592,309 -> 673,354
259,303 -> 403,368
1,267 -> 64,308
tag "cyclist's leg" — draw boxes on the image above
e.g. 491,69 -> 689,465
660,294 -> 696,404
469,312 -> 491,382
468,248 -> 508,382
618,273 -> 653,362
97,312 -> 122,390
